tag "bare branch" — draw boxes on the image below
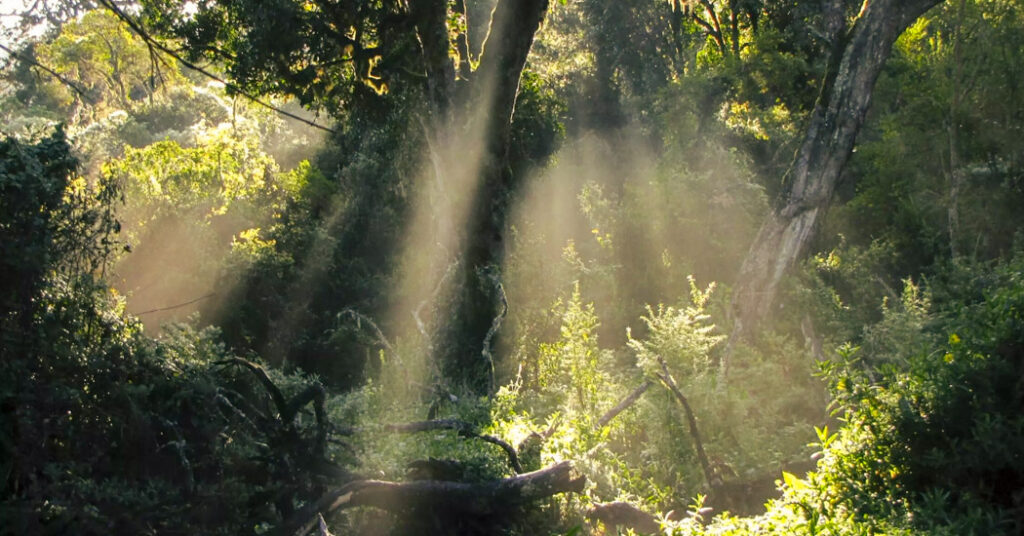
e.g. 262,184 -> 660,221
0,42 -> 90,101
337,308 -> 395,354
597,381 -> 652,429
476,433 -> 523,474
213,393 -> 261,433
316,514 -> 333,536
481,275 -> 507,394
655,357 -> 715,487
273,461 -> 585,536
587,502 -> 660,534
412,258 -> 457,342
215,357 -> 288,418
135,292 -> 215,316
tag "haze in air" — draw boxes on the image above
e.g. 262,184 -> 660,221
2,0 -> 1024,534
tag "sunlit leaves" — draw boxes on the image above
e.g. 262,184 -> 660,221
103,127 -> 276,229
627,277 -> 725,377
140,0 -> 406,114
538,282 -> 614,418
31,10 -> 183,115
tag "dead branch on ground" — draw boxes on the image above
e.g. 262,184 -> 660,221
275,461 -> 585,536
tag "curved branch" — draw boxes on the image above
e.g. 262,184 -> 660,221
216,357 -> 288,418
476,434 -> 523,474
384,419 -> 523,473
337,308 -> 395,354
274,461 -> 585,536
587,502 -> 660,534
284,384 -> 329,455
0,42 -> 90,100
481,278 -> 507,394
655,358 -> 715,487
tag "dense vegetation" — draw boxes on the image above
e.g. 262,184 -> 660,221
2,0 -> 1023,534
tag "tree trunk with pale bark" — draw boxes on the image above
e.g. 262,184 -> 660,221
729,0 -> 945,347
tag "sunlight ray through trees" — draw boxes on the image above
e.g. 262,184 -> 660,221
8,0 -> 1024,533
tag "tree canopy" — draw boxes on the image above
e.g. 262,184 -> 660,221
4,0 -> 1024,534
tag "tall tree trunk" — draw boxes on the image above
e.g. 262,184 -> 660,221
412,0 -> 456,119
439,0 -> 550,394
947,0 -> 967,260
728,0 -> 945,347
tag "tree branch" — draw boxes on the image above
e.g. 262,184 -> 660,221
384,419 -> 523,473
597,380 -> 652,428
273,461 -> 585,536
216,357 -> 288,418
586,501 -> 660,534
0,42 -> 90,101
135,292 -> 215,316
481,276 -> 507,395
337,308 -> 395,354
655,358 -> 715,487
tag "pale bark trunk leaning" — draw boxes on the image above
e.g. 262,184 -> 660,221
729,0 -> 945,347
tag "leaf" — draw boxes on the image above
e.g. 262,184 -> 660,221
782,471 -> 807,491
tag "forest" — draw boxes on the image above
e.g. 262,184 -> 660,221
1,0 -> 1023,534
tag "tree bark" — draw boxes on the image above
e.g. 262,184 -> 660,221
587,501 -> 662,534
441,0 -> 550,394
729,0 -> 945,346
947,0 -> 967,260
412,0 -> 456,119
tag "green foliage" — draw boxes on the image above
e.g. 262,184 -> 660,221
23,10 -> 183,117
0,128 -> 120,319
832,0 -> 1024,269
628,278 -> 725,377
509,70 -> 567,175
537,283 -> 614,418
140,0 -> 416,112
0,129 -> 348,534
5,1 -> 1024,534
658,256 -> 1024,535
823,260 -> 1024,533
107,132 -> 275,224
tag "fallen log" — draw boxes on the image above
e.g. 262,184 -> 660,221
275,461 -> 585,536
587,501 -> 661,534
